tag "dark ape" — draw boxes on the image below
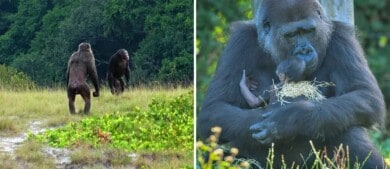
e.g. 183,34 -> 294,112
107,49 -> 130,95
276,57 -> 305,82
198,0 -> 386,168
240,57 -> 306,108
66,42 -> 100,114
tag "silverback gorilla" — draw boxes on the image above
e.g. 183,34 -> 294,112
198,0 -> 387,168
66,42 -> 100,114
107,49 -> 130,95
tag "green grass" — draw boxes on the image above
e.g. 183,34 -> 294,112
0,86 -> 193,168
0,153 -> 19,169
13,140 -> 55,169
0,86 -> 189,135
32,90 -> 193,150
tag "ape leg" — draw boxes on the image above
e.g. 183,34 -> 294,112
108,73 -> 115,94
119,78 -> 125,94
80,83 -> 91,114
328,127 -> 386,169
67,88 -> 76,114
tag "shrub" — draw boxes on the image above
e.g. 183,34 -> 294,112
0,64 -> 36,90
32,90 -> 193,151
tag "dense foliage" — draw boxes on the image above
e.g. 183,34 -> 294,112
32,90 -> 193,151
0,64 -> 36,90
0,0 -> 193,86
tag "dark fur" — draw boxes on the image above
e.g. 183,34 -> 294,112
276,57 -> 306,82
107,49 -> 130,95
198,0 -> 386,168
66,42 -> 99,114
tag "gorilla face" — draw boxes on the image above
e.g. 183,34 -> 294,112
256,0 -> 333,77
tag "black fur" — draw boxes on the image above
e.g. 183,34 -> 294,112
198,0 -> 386,168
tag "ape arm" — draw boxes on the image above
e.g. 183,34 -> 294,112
66,54 -> 75,86
309,22 -> 385,136
125,61 -> 130,85
251,22 -> 385,143
198,21 -> 274,146
87,57 -> 99,96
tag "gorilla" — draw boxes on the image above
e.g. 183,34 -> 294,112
197,0 -> 386,168
107,49 -> 130,95
66,42 -> 100,114
240,57 -> 306,108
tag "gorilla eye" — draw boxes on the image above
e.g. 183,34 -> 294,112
263,20 -> 271,33
317,10 -> 322,19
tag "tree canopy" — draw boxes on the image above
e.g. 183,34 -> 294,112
0,0 -> 193,86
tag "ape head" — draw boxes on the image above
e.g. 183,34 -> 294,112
276,57 -> 305,82
118,49 -> 129,61
78,42 -> 92,52
255,0 -> 333,77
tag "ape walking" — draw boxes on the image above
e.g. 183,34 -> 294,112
107,49 -> 130,95
66,42 -> 100,114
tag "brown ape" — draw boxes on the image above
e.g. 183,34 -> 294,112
66,42 -> 99,114
107,49 -> 130,95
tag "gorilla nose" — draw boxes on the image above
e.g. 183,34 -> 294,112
294,44 -> 315,62
294,45 -> 313,55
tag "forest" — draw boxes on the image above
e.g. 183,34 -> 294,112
0,0 -> 193,168
0,0 -> 193,87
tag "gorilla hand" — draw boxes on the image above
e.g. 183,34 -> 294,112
93,91 -> 100,97
250,101 -> 316,144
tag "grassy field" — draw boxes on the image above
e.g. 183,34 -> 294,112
0,86 -> 193,169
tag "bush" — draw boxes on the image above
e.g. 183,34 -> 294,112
32,90 -> 193,151
0,64 -> 36,90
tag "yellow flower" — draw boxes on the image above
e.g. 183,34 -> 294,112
230,147 -> 239,156
211,126 -> 222,134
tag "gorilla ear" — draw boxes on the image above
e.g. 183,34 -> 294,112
263,19 -> 271,34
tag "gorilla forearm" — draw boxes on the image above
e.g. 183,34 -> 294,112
88,64 -> 99,93
198,23 -> 274,145
315,89 -> 384,137
198,102 -> 264,144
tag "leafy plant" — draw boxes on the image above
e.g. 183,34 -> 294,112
31,90 -> 193,151
0,64 -> 36,90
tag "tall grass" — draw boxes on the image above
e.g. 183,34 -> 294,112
0,86 -> 190,136
0,86 -> 193,168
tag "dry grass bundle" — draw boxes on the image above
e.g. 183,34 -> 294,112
274,80 -> 334,105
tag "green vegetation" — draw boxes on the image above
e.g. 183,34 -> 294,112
0,65 -> 35,90
14,140 -> 56,169
32,91 -> 193,151
0,0 -> 193,86
0,87 -> 193,168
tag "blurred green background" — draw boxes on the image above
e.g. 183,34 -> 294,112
0,0 -> 193,87
196,0 -> 390,156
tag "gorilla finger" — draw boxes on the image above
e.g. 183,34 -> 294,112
252,130 -> 268,141
259,137 -> 273,145
262,111 -> 272,118
249,122 -> 266,131
251,80 -> 259,85
250,84 -> 258,89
